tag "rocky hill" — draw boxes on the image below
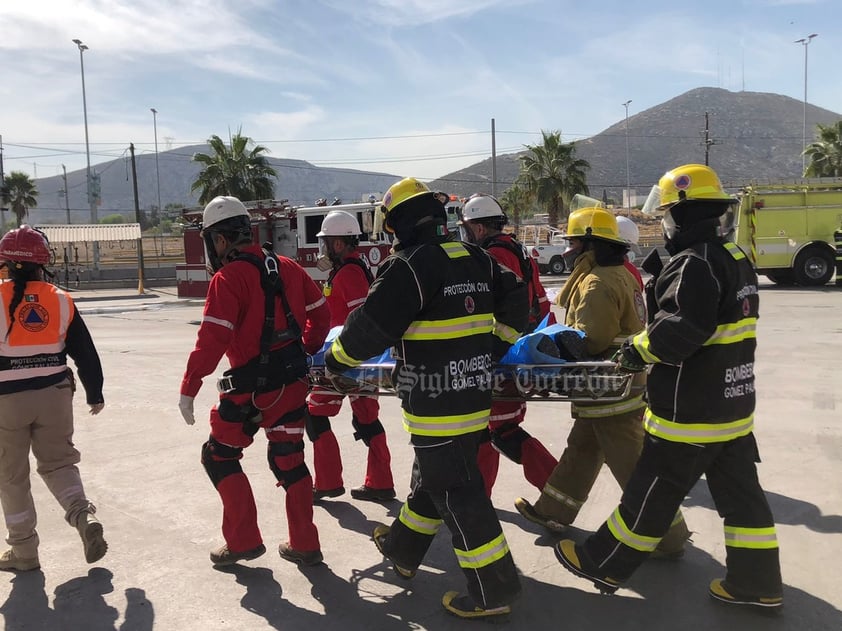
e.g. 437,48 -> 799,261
428,87 -> 842,204
23,87 -> 842,225
26,145 -> 400,225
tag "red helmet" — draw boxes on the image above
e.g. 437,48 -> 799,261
0,225 -> 51,265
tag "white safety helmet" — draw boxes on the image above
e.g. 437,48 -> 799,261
202,195 -> 249,230
317,210 -> 361,237
615,216 -> 640,245
615,216 -> 641,263
460,193 -> 505,222
201,196 -> 251,274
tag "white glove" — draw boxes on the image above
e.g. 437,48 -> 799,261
179,395 -> 196,426
89,402 -> 105,416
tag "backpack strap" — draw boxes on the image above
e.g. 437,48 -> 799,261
485,235 -> 541,329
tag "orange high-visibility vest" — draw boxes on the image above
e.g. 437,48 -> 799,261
0,280 -> 73,382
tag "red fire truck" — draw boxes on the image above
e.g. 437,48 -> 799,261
177,199 -> 393,298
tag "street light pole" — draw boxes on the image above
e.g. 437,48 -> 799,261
795,33 -> 818,175
72,38 -> 99,269
622,99 -> 632,214
151,108 -> 164,256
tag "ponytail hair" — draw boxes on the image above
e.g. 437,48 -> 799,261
4,262 -> 42,340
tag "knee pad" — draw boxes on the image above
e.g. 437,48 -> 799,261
351,416 -> 385,447
267,440 -> 310,489
305,414 -> 332,442
201,438 -> 244,488
490,425 -> 531,464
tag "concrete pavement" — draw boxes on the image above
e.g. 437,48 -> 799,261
1,282 -> 840,630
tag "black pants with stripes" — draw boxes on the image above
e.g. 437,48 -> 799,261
582,432 -> 782,596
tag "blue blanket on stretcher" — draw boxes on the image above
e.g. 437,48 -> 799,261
310,318 -> 586,371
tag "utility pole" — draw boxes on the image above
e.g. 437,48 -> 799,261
61,165 -> 72,223
491,118 -> 497,198
796,34 -> 818,174
129,143 -> 145,293
702,112 -> 720,166
622,100 -> 632,215
73,38 -> 100,270
0,134 -> 6,231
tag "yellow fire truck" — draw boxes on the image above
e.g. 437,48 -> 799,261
734,180 -> 842,286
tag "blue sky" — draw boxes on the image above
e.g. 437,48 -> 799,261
1,0 -> 838,185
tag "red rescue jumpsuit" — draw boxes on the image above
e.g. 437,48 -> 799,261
181,245 -> 330,553
476,235 -> 557,496
306,253 -> 393,492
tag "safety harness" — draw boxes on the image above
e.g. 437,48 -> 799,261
325,257 -> 374,293
485,235 -> 541,331
216,247 -> 310,397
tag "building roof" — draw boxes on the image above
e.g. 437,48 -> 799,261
34,223 -> 142,244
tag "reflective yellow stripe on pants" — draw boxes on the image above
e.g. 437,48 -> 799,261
606,507 -> 660,553
398,503 -> 443,536
724,525 -> 779,550
454,532 -> 510,570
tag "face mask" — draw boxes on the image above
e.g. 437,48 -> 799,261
662,210 -> 679,241
316,237 -> 335,271
202,231 -> 224,275
562,239 -> 583,268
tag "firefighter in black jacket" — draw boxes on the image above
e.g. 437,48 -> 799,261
325,177 -> 528,620
556,164 -> 783,609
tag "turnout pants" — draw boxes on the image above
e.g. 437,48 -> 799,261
477,400 -> 556,497
535,409 -> 689,553
383,431 -> 521,609
0,379 -> 95,558
306,387 -> 393,491
583,432 -> 782,596
203,380 -> 319,553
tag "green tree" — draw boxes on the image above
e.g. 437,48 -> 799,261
499,182 -> 533,230
519,130 -> 590,226
191,130 -> 277,204
1,171 -> 39,226
803,120 -> 842,177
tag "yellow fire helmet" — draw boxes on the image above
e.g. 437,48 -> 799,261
382,177 -> 433,214
649,164 -> 735,212
561,206 -> 625,245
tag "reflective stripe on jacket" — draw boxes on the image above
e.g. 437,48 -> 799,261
640,240 -> 759,442
329,237 -> 528,437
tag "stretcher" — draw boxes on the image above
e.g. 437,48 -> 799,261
308,323 -> 633,403
308,361 -> 632,403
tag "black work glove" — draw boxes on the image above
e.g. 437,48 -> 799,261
612,340 -> 648,373
324,345 -> 360,393
325,367 -> 360,394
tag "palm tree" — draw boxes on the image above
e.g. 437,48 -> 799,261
1,171 -> 39,226
499,182 -> 533,230
519,130 -> 590,226
803,120 -> 842,177
191,130 -> 278,204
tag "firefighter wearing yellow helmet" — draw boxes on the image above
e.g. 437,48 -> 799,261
556,164 -> 783,609
325,176 -> 528,619
515,206 -> 691,558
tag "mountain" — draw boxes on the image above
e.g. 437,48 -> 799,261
26,145 -> 401,224
24,87 -> 842,224
427,87 -> 842,203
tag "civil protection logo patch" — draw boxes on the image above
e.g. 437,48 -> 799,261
464,295 -> 476,314
18,303 -> 49,332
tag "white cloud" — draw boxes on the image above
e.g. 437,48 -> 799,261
322,0 -> 534,27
